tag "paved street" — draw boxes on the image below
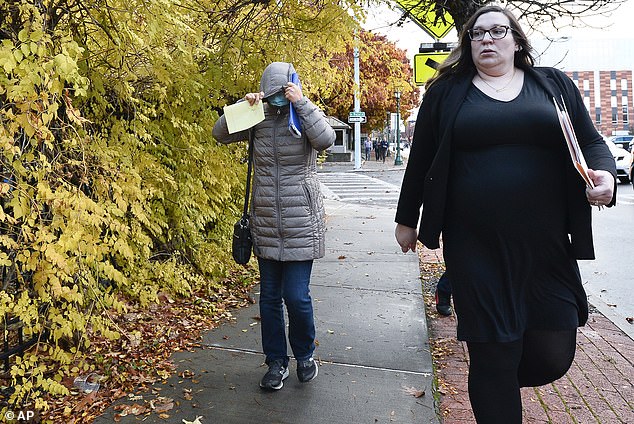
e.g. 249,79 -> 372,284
579,182 -> 634,338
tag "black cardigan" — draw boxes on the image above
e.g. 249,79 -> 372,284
395,67 -> 617,259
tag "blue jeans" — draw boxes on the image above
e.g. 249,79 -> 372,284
258,258 -> 316,366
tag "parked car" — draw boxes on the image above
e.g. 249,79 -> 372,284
630,147 -> 634,189
607,135 -> 634,152
604,139 -> 632,183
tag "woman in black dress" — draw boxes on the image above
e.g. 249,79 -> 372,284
394,6 -> 616,423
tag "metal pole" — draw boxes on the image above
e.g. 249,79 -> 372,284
353,46 -> 361,169
394,91 -> 403,166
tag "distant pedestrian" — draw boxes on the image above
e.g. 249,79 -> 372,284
213,62 -> 334,391
374,139 -> 380,161
435,272 -> 452,316
380,139 -> 388,163
364,139 -> 372,161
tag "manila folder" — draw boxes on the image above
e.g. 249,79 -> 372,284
224,100 -> 265,134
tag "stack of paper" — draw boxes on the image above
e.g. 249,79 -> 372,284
553,97 -> 594,189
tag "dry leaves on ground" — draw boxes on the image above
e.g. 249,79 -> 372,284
28,269 -> 258,423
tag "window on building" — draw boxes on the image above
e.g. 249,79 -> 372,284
612,107 -> 618,124
334,130 -> 343,146
623,104 -> 629,124
595,107 -> 601,125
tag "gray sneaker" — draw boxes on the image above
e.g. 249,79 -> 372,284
260,359 -> 289,390
297,358 -> 318,383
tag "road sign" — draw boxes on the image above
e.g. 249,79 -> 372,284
419,42 -> 456,54
394,1 -> 455,40
349,111 -> 366,118
414,52 -> 450,86
348,116 -> 367,123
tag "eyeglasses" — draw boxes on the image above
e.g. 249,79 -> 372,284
468,25 -> 513,41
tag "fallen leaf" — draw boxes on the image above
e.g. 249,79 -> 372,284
116,403 -> 149,416
154,401 -> 174,413
403,386 -> 426,398
73,391 -> 98,412
179,370 -> 195,379
158,292 -> 175,303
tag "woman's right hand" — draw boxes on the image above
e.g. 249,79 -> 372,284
245,91 -> 265,106
395,223 -> 418,253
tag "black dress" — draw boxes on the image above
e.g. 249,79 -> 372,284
443,74 -> 585,343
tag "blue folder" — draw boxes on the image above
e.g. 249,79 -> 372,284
289,72 -> 302,138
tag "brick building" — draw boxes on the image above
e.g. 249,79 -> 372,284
567,70 -> 633,137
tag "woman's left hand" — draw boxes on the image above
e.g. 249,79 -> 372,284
586,169 -> 615,207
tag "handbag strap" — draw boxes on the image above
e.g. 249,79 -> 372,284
241,129 -> 254,221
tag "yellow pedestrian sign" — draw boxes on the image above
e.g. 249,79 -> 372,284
414,52 -> 450,85
394,1 -> 455,40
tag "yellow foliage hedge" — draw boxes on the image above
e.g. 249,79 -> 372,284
0,0 -> 358,413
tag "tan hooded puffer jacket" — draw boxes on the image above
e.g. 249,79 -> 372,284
213,62 -> 335,261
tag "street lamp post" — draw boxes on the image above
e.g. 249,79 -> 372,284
394,90 -> 403,166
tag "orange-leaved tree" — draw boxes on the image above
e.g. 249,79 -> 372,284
307,30 -> 419,131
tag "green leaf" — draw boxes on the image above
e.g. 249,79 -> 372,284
18,28 -> 29,43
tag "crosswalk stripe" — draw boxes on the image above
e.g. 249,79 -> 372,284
317,172 -> 400,204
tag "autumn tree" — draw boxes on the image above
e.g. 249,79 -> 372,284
309,30 -> 419,131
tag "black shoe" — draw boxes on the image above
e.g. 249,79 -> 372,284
297,357 -> 318,383
435,288 -> 453,316
259,359 -> 289,390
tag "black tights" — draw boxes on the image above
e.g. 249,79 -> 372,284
466,329 -> 577,424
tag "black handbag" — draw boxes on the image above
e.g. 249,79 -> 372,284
232,130 -> 254,265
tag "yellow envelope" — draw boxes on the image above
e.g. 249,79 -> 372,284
224,100 -> 265,134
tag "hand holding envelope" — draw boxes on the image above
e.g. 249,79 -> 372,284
553,96 -> 615,209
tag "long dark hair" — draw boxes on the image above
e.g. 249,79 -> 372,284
426,5 -> 535,89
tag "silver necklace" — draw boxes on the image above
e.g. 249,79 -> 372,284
479,68 -> 516,92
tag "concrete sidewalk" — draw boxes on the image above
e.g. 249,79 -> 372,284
95,198 -> 439,423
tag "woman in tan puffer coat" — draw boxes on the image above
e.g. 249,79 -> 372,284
213,62 -> 335,391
